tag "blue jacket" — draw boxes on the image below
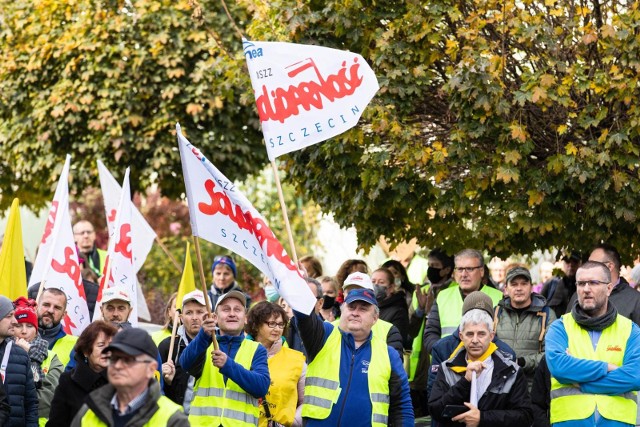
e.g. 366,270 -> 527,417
427,326 -> 516,398
294,310 -> 414,427
179,329 -> 270,398
546,315 -> 640,427
0,339 -> 38,427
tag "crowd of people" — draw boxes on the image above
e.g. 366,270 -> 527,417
0,217 -> 639,427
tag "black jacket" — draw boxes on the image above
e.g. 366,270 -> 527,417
0,339 -> 39,427
428,345 -> 532,427
378,291 -> 411,349
565,277 -> 640,325
158,328 -> 193,408
46,353 -> 109,427
531,355 -> 550,427
0,380 -> 10,425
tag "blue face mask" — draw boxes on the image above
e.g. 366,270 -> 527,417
264,285 -> 280,302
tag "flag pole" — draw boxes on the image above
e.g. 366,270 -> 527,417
192,235 -> 218,350
155,237 -> 183,273
168,310 -> 181,364
270,160 -> 299,266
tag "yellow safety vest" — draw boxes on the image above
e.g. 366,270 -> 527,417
260,346 -> 305,427
151,328 -> 172,346
550,313 -> 636,425
189,339 -> 261,427
437,284 -> 503,337
80,395 -> 183,426
408,284 -> 430,381
302,326 -> 391,426
52,334 -> 78,368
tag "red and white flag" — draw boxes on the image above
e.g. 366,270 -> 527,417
177,125 -> 316,314
97,160 -> 155,320
29,155 -> 91,335
94,168 -> 139,325
244,40 -> 379,160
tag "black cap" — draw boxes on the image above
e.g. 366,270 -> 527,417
102,328 -> 157,359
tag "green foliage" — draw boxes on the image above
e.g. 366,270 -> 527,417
0,0 -> 266,210
244,0 -> 640,263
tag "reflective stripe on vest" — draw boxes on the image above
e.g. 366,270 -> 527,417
437,284 -> 503,338
302,326 -> 391,426
80,395 -> 183,426
409,284 -> 430,381
550,313 -> 636,425
188,339 -> 260,427
52,334 -> 78,368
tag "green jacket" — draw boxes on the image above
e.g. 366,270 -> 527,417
494,293 -> 556,380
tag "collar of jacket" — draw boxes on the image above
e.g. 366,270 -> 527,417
499,293 -> 547,312
71,353 -> 109,391
444,346 -> 517,378
86,379 -> 162,424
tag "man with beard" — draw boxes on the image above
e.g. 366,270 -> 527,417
37,288 -> 77,368
159,290 -> 209,414
546,261 -> 640,427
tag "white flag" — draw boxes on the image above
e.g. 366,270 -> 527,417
97,160 -> 155,320
244,40 -> 379,160
30,155 -> 91,335
177,124 -> 316,314
95,168 -> 139,326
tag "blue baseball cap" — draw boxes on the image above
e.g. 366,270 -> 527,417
212,255 -> 237,278
344,288 -> 378,306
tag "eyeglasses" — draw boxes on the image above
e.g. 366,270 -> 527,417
576,280 -> 609,287
454,266 -> 483,273
107,354 -> 154,367
265,321 -> 286,329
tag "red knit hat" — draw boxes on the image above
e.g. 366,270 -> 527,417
13,297 -> 38,331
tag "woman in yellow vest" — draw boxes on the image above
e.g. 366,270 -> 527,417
246,301 -> 306,427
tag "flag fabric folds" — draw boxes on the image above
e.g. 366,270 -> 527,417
177,124 -> 316,314
0,198 -> 27,300
29,155 -> 90,335
95,168 -> 139,326
243,39 -> 379,160
97,160 -> 154,321
176,242 -> 196,311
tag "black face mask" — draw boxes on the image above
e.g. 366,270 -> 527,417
427,266 -> 443,284
322,295 -> 336,310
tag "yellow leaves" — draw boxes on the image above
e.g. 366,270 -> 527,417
445,39 -> 459,57
600,24 -> 615,39
582,32 -> 598,45
527,190 -> 545,207
612,170 -> 628,192
432,141 -> 448,163
128,115 -> 144,128
186,103 -> 203,116
557,124 -> 568,135
187,31 -> 207,43
79,94 -> 94,105
167,68 -> 185,79
510,123 -> 528,142
88,120 -> 104,131
496,166 -> 520,184
540,74 -> 555,88
565,142 -> 578,156
50,107 -> 64,118
531,86 -> 547,103
504,150 -> 521,165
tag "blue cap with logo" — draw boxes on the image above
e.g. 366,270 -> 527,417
344,288 -> 378,306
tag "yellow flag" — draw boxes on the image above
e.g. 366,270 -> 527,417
0,199 -> 27,300
175,242 -> 196,310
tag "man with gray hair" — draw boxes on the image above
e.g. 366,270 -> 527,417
429,301 -> 532,426
424,249 -> 504,356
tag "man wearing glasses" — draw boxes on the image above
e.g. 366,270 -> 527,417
546,261 -> 640,427
424,249 -> 504,357
72,328 -> 188,426
73,220 -> 106,277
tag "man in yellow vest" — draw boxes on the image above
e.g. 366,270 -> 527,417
179,290 -> 270,426
293,287 -> 414,426
424,249 -> 504,357
71,327 -> 188,426
36,288 -> 78,368
546,260 -> 640,427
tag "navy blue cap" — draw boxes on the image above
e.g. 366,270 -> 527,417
344,288 -> 378,306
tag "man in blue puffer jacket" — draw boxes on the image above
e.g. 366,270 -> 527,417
0,296 -> 38,427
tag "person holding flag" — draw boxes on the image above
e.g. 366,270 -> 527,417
180,291 -> 270,426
